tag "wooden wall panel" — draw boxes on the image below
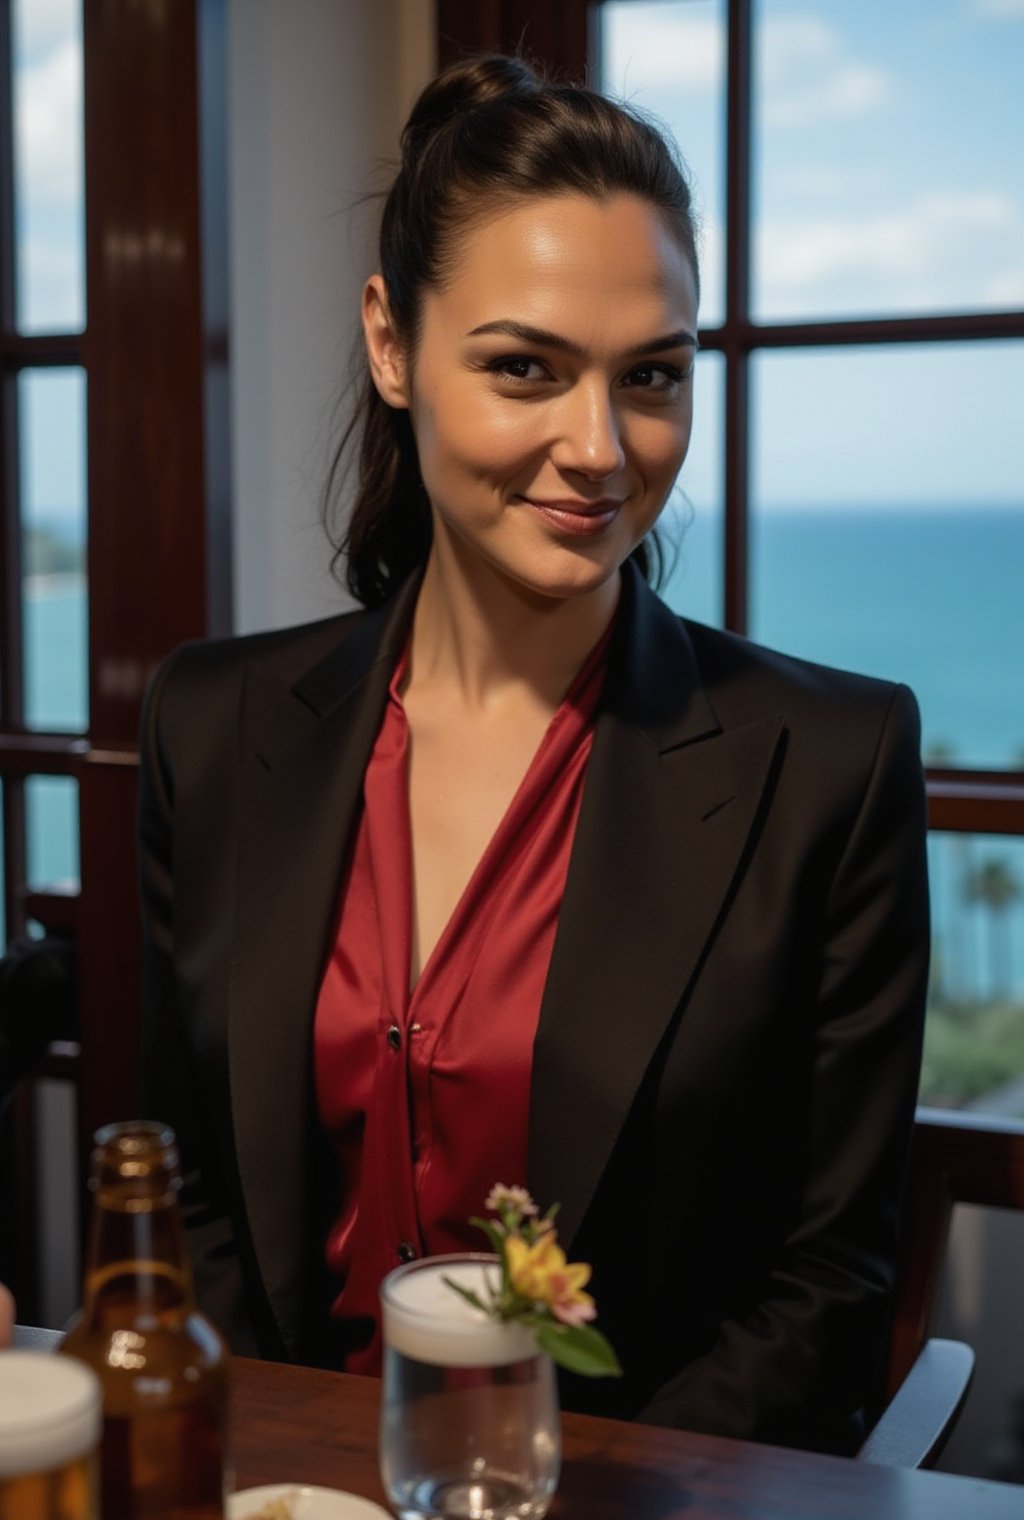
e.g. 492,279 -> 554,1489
83,0 -> 210,747
436,0 -> 591,78
72,0 -> 228,1194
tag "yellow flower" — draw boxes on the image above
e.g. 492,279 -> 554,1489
506,1233 -> 597,1327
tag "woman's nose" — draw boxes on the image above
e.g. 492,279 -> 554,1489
551,383 -> 626,480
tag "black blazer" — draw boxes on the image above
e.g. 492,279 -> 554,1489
139,563 -> 929,1453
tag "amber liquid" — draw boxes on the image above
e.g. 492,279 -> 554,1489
0,1454 -> 97,1520
62,1262 -> 227,1520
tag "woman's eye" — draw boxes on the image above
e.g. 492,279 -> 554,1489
622,362 -> 688,393
489,356 -> 547,384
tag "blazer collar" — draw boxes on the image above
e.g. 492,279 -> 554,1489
528,565 -> 784,1248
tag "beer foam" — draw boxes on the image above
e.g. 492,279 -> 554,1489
381,1257 -> 539,1368
0,1352 -> 101,1476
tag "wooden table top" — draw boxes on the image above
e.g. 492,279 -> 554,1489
230,1356 -> 1024,1520
13,1329 -> 1023,1517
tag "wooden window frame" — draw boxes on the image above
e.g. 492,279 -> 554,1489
0,0 -> 230,1318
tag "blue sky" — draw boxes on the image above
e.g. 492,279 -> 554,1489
12,0 -> 1024,523
602,0 -> 1024,508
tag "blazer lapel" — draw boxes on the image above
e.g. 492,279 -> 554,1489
229,579 -> 418,1351
529,568 -> 784,1248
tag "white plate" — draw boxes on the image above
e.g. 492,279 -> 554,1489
228,1485 -> 391,1520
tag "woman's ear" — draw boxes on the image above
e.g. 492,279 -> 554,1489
362,275 -> 409,409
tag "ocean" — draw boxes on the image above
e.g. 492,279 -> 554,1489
661,505 -> 1024,771
10,507 -> 1024,1001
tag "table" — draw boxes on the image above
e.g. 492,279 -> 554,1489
231,1357 -> 1023,1520
14,1329 -> 1024,1518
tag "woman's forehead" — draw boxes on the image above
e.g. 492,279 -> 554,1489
429,193 -> 698,343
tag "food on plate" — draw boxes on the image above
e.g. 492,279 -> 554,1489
236,1493 -> 298,1520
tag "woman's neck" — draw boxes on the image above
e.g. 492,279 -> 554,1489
407,537 -> 620,714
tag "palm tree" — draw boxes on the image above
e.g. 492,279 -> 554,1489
964,858 -> 1022,1002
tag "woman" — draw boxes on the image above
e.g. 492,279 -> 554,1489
139,55 -> 929,1454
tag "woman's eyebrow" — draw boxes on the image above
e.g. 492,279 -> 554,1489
466,319 -> 698,355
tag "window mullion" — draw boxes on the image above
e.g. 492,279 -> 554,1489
0,0 -> 14,328
723,0 -> 752,634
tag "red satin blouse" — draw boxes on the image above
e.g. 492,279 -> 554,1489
313,628 -> 611,1373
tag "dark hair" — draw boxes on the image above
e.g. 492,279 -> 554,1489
326,54 -> 700,608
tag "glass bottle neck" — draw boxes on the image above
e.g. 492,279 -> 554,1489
82,1195 -> 196,1321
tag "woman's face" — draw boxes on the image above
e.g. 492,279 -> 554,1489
365,192 -> 699,604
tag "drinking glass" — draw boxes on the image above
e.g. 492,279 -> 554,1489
379,1253 -> 560,1520
0,1352 -> 101,1520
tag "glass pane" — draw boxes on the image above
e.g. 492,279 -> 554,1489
750,343 -> 1024,770
753,0 -> 1024,321
600,0 -> 726,327
924,833 -> 1024,1120
11,0 -> 85,332
25,776 -> 79,890
658,349 -> 723,626
19,368 -> 88,733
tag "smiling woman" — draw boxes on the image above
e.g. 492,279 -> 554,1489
362,192 -> 698,609
138,53 -> 930,1460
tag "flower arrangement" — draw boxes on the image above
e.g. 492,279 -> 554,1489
444,1184 -> 621,1378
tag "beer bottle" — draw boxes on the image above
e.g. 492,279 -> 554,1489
61,1121 -> 228,1519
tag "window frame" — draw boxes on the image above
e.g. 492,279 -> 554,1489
0,0 -> 87,954
0,0 -> 230,1320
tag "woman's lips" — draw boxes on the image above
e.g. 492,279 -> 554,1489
521,498 -> 622,537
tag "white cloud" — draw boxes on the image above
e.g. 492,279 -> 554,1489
13,0 -> 80,65
602,5 -> 724,95
15,36 -> 83,207
973,0 -> 1024,17
17,237 -> 84,332
760,16 -> 894,128
605,9 -> 893,128
759,190 -> 1024,308
986,270 -> 1024,304
770,163 -> 882,199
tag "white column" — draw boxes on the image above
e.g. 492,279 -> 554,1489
227,0 -> 435,633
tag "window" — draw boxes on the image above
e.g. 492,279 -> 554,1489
0,0 -> 230,1324
598,0 -> 1024,1122
1,0 -> 85,955
0,0 -> 85,1329
438,0 -> 1024,1121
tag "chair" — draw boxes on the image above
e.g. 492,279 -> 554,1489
858,1109 -> 1024,1467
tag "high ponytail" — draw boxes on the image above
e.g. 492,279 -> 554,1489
327,54 -> 699,608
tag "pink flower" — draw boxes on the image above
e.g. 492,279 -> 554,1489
485,1184 -> 538,1218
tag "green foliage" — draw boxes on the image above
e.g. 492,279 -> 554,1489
921,997 -> 1024,1114
24,527 -> 83,577
533,1320 -> 623,1378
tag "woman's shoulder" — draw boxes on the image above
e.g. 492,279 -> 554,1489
670,616 -> 925,830
149,607 -> 372,704
671,613 -> 923,794
139,607 -> 384,774
680,614 -> 917,725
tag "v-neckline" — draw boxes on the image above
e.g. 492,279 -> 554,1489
380,619 -> 616,1006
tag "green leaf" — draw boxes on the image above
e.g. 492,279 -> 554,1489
468,1217 -> 511,1293
442,1276 -> 490,1316
533,1321 -> 622,1378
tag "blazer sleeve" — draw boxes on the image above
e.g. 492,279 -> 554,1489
637,682 -> 930,1451
138,648 -> 264,1357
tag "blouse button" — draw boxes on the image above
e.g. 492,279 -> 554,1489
387,1024 -> 401,1050
397,1241 -> 417,1263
